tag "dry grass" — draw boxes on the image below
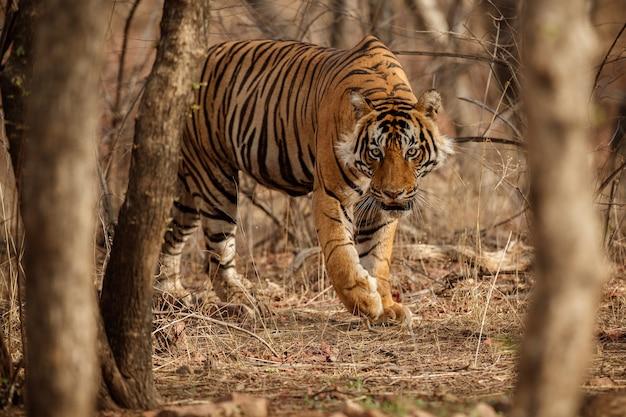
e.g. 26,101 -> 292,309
146,227 -> 626,416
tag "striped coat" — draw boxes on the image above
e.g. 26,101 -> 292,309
159,35 -> 452,325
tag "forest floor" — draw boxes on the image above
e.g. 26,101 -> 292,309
0,241 -> 624,417
146,245 -> 626,416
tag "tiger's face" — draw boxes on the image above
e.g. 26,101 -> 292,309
337,89 -> 453,219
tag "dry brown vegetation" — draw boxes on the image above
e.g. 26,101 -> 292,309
0,0 -> 625,416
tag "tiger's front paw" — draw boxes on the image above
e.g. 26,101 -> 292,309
381,301 -> 413,328
336,270 -> 384,321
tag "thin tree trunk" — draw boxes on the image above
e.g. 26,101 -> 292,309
404,0 -> 449,47
483,0 -> 520,111
0,0 -> 36,177
367,0 -> 393,45
21,0 -> 106,416
511,1 -> 607,417
0,0 -> 37,371
329,0 -> 346,48
0,333 -> 11,404
607,96 -> 626,242
404,0 -> 475,137
242,0 -> 294,39
99,0 -> 207,409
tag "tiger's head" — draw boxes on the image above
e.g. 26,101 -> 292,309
337,89 -> 453,219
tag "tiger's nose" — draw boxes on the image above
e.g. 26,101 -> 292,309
383,190 -> 403,199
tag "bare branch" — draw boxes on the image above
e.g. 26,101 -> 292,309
593,22 -> 625,92
597,159 -> 626,196
393,49 -> 508,66
457,96 -> 522,138
453,136 -> 525,147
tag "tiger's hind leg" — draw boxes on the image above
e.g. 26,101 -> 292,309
156,180 -> 200,297
356,214 -> 412,326
191,167 -> 267,316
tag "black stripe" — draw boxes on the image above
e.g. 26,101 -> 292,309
326,242 -> 353,262
174,201 -> 198,215
359,241 -> 381,258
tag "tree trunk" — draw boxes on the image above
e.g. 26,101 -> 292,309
98,0 -> 207,409
511,2 -> 607,417
21,0 -> 106,416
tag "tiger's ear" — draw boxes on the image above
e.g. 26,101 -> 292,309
349,90 -> 374,120
416,89 -> 442,120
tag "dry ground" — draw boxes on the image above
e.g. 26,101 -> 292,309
1,245 -> 624,417
147,243 -> 626,416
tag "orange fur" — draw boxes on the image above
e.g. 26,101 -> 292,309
159,36 -> 452,325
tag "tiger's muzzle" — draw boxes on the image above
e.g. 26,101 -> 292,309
371,188 -> 413,216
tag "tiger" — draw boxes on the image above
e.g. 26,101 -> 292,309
157,35 -> 453,326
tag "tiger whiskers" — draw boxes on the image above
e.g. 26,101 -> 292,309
410,187 -> 439,222
354,187 -> 438,227
355,194 -> 379,228
354,194 -> 380,229
411,199 -> 424,222
412,187 -> 441,210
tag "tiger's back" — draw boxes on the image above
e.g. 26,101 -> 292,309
184,36 -> 415,197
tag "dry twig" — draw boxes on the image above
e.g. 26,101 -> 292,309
593,22 -> 626,92
474,232 -> 513,367
180,312 -> 278,357
453,136 -> 524,148
393,49 -> 508,66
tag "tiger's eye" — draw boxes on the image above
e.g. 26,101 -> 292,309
369,148 -> 383,159
406,147 -> 419,159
